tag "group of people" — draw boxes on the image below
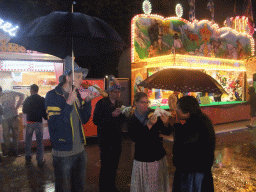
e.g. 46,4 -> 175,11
1,55 -> 256,192
0,83 -> 48,168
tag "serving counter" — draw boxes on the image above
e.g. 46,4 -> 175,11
151,101 -> 250,125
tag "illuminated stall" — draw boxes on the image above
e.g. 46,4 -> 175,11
131,2 -> 254,124
0,18 -> 63,146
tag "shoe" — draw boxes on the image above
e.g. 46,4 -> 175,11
10,153 -> 21,157
38,159 -> 45,168
246,125 -> 254,129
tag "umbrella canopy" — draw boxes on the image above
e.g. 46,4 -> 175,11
9,11 -> 125,59
138,68 -> 228,95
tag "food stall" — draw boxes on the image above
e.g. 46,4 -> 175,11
0,30 -> 64,147
131,5 -> 254,124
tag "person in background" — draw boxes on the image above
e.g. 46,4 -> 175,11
0,102 -> 2,163
127,92 -> 171,192
246,86 -> 256,128
168,93 -> 178,113
170,96 -> 216,192
93,78 -> 126,192
22,84 -> 47,167
0,86 -> 25,157
45,56 -> 92,192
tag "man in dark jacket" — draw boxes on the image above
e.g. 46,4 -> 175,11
45,56 -> 92,192
170,96 -> 216,192
246,86 -> 256,128
23,84 -> 47,166
93,79 -> 126,192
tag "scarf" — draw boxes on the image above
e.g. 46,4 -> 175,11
134,109 -> 149,126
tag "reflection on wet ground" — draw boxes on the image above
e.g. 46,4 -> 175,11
1,129 -> 256,192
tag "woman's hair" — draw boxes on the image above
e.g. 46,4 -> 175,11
177,96 -> 202,115
134,92 -> 148,103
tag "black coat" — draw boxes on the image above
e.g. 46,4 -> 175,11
93,97 -> 126,143
172,113 -> 216,173
22,94 -> 47,122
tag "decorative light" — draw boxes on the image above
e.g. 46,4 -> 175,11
0,18 -> 19,36
142,0 -> 152,15
175,4 -> 183,18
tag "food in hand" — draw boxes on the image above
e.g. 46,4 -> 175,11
148,112 -> 154,119
92,85 -> 108,97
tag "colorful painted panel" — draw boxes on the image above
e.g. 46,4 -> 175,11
131,15 -> 254,62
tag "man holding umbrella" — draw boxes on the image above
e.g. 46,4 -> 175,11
45,56 -> 93,192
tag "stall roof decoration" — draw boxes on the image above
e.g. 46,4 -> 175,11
224,16 -> 255,36
131,14 -> 255,63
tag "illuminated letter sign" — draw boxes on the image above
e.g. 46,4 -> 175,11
0,18 -> 19,36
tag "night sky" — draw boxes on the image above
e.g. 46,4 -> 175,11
0,0 -> 255,77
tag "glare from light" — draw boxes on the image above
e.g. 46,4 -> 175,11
0,18 -> 19,36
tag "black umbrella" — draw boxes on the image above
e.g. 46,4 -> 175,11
138,68 -> 228,95
9,11 -> 125,59
9,11 -> 125,85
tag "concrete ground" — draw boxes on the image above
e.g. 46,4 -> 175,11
1,120 -> 256,192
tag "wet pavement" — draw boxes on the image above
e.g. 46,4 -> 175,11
1,122 -> 256,192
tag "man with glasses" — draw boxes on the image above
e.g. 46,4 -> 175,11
93,79 -> 126,192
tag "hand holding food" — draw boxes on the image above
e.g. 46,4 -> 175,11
147,113 -> 157,129
112,108 -> 122,117
160,112 -> 169,125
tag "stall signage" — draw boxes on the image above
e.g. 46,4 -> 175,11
0,60 -> 58,71
0,18 -> 19,36
183,57 -> 240,67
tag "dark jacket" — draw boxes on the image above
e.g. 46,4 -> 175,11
172,113 -> 216,172
22,94 -> 47,122
127,113 -> 172,162
93,97 -> 125,143
45,84 -> 92,151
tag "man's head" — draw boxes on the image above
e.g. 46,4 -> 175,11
30,84 -> 39,95
59,56 -> 88,88
176,96 -> 201,119
61,71 -> 83,89
108,84 -> 122,101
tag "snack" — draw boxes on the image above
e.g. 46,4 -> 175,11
92,84 -> 108,97
154,107 -> 171,117
148,112 -> 154,119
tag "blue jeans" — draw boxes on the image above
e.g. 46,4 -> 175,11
25,122 -> 44,163
2,116 -> 20,155
53,150 -> 87,192
172,169 -> 214,192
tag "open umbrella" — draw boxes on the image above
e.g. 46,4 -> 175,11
9,10 -> 125,84
138,68 -> 228,95
9,11 -> 125,59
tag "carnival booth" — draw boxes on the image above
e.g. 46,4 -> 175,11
131,2 -> 255,124
0,25 -> 64,147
